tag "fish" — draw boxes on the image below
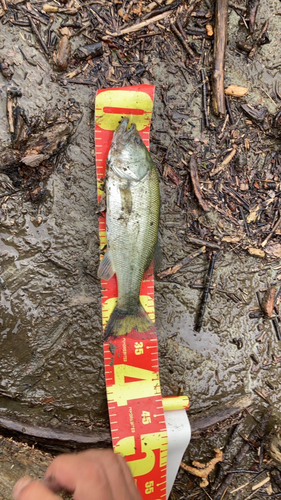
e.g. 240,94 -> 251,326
98,117 -> 160,338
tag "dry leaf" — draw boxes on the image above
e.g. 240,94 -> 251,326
248,247 -> 265,258
131,1 -> 142,15
245,138 -> 250,149
222,236 -> 241,243
265,243 -> 281,258
261,287 -> 276,317
246,206 -> 260,223
225,85 -> 248,97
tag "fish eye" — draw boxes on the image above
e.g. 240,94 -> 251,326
134,137 -> 142,145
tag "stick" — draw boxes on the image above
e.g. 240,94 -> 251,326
272,317 -> 281,342
201,69 -> 209,128
190,154 -> 209,211
157,246 -> 206,279
102,11 -> 173,39
239,206 -> 250,236
182,0 -> 202,25
170,22 -> 195,58
247,0 -> 260,33
211,145 -> 237,176
261,213 -> 281,247
212,0 -> 228,116
229,2 -> 247,11
6,94 -> 14,133
225,95 -> 235,124
195,251 -> 217,332
249,20 -> 269,59
28,15 -> 50,56
186,236 -> 221,250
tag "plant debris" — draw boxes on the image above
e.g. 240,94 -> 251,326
181,448 -> 223,487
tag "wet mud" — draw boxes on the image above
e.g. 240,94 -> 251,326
0,0 -> 281,497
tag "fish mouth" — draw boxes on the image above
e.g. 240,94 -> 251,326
112,117 -> 138,144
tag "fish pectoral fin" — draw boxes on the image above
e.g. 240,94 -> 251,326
98,250 -> 115,281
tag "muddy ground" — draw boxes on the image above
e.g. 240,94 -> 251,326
0,0 -> 281,498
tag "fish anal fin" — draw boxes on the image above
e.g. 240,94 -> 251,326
98,250 -> 114,281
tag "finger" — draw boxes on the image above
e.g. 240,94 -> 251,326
43,450 -> 117,499
115,455 -> 142,500
13,478 -> 58,500
43,450 -> 141,500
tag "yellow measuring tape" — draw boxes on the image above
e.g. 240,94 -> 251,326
95,85 -> 190,500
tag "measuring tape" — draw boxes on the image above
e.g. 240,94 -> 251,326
95,85 -> 190,500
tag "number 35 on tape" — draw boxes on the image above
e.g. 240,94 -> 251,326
95,85 -> 182,500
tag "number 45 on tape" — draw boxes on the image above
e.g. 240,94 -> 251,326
95,85 -> 191,500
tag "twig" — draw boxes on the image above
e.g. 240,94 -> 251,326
249,20 -> 269,59
272,317 -> 281,341
261,213 -> 281,247
224,185 -> 249,211
190,154 -> 209,211
157,246 -> 206,279
143,0 -> 180,19
195,251 -> 217,332
225,95 -> 235,124
239,206 -> 250,236
182,0 -> 202,24
253,388 -> 273,406
170,22 -> 195,58
229,2 -> 247,11
247,0 -> 260,33
201,69 -> 209,128
218,114 -> 229,140
102,11 -> 173,38
0,190 -> 21,199
6,94 -> 15,133
211,145 -> 237,176
212,0 -> 228,115
186,236 -> 221,250
28,15 -> 50,56
56,78 -> 97,85
252,476 -> 270,491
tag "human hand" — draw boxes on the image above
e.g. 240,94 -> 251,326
13,449 -> 142,500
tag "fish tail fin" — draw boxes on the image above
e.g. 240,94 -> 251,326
104,303 -> 153,340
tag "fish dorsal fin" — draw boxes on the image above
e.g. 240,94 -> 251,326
98,250 -> 115,281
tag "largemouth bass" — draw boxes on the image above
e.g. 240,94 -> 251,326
98,117 -> 160,338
